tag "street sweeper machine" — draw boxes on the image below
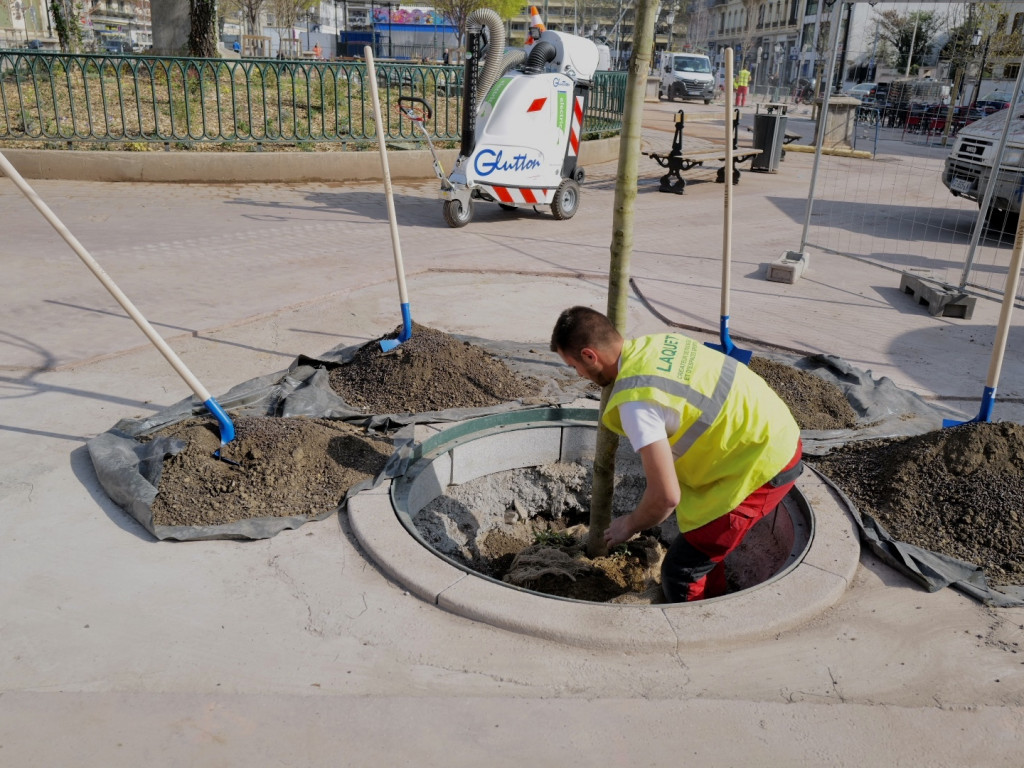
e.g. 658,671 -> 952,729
427,8 -> 600,228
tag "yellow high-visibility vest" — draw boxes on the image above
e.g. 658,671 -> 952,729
735,68 -> 751,87
603,334 -> 799,531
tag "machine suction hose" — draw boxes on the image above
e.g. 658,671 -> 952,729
466,8 -> 507,102
498,49 -> 527,79
522,41 -> 556,75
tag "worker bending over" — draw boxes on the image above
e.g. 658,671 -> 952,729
550,306 -> 802,602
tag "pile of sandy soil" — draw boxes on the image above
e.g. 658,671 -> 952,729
749,356 -> 859,430
810,422 -> 1024,586
149,415 -> 392,527
328,323 -> 542,414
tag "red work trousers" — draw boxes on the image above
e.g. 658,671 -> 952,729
661,441 -> 803,602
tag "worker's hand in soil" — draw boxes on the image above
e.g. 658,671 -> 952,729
606,441 -> 681,548
604,514 -> 638,548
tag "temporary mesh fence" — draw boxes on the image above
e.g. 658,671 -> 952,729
796,0 -> 1024,307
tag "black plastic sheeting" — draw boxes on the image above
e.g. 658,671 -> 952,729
759,352 -> 1024,607
87,337 -> 1024,607
811,467 -> 1024,608
87,336 -> 591,541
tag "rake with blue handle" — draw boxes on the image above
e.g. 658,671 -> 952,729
0,150 -> 236,455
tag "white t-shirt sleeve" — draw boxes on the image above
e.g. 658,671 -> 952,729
618,400 -> 672,452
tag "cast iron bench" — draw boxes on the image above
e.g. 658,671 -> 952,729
643,109 -> 762,194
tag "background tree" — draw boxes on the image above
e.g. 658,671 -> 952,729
432,0 -> 522,48
974,2 -> 1023,74
874,8 -> 940,76
223,0 -> 270,39
49,0 -> 82,53
682,0 -> 712,53
188,0 -> 218,57
270,0 -> 318,39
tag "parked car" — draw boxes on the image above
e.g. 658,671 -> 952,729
103,40 -> 132,54
844,82 -> 878,101
974,90 -> 1022,114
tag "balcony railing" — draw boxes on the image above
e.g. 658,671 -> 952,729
0,50 -> 626,147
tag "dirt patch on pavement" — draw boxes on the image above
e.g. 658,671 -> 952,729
750,356 -> 859,430
810,422 -> 1024,586
149,415 -> 392,527
328,323 -> 542,414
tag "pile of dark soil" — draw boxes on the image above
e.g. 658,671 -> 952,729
328,323 -> 542,414
810,421 -> 1024,586
149,415 -> 392,527
750,356 -> 859,430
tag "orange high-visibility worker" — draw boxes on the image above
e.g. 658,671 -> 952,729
735,65 -> 751,106
526,5 -> 545,44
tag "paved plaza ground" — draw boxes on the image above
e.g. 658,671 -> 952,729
2,98 -> 1023,766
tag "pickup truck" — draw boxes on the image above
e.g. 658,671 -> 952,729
942,104 -> 1024,218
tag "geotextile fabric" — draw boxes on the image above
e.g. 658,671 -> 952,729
772,353 -> 1024,607
87,336 -> 591,541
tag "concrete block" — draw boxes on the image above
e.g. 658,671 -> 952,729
449,426 -> 561,485
406,451 -> 452,515
899,272 -> 976,319
766,250 -> 809,284
560,426 -> 597,463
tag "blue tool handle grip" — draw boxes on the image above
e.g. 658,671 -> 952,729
203,397 -> 235,445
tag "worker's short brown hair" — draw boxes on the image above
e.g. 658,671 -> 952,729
550,306 -> 621,357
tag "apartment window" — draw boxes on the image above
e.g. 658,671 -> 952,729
1006,64 -> 1021,80
806,0 -> 818,15
757,4 -> 765,29
1013,13 -> 1023,34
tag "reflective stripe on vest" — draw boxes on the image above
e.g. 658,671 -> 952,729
610,354 -> 738,459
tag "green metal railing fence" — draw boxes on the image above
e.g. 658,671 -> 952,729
0,51 -> 626,147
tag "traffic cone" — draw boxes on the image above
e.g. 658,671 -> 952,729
526,5 -> 545,44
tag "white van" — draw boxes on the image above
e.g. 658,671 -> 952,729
657,51 -> 715,104
943,104 -> 1024,218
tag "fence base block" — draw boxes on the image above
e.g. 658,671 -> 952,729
899,272 -> 976,319
765,250 -> 809,284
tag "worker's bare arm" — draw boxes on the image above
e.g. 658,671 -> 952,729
604,438 -> 681,547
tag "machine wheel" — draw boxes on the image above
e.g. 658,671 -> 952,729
443,198 -> 473,228
498,202 -> 518,211
704,98 -> 712,104
574,167 -> 586,184
551,178 -> 580,220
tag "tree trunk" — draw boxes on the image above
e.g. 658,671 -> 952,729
189,0 -> 218,58
50,0 -> 78,53
586,0 -> 660,558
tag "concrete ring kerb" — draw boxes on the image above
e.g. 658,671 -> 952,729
346,407 -> 861,651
